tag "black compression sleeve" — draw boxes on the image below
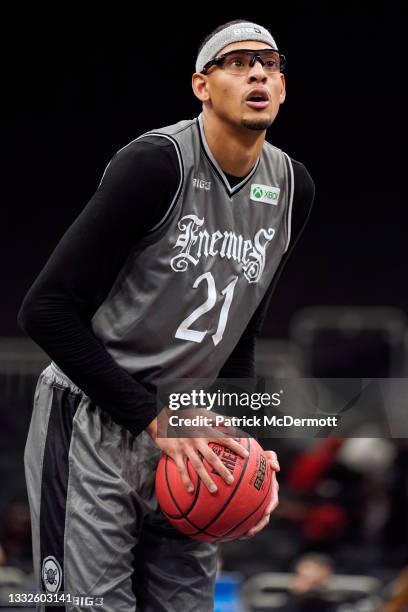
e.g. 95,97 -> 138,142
18,137 -> 180,436
18,140 -> 313,432
218,158 -> 315,379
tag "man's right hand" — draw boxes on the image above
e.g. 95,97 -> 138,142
145,412 -> 249,494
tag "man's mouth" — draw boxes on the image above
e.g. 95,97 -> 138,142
245,89 -> 270,110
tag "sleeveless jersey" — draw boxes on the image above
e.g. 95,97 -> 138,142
91,113 -> 294,391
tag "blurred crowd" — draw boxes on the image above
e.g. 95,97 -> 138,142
218,436 -> 408,611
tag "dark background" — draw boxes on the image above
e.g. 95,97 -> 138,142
1,8 -> 408,608
3,3 -> 404,339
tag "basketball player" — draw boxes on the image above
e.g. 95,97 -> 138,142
18,19 -> 314,612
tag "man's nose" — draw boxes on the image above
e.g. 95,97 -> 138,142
247,59 -> 268,81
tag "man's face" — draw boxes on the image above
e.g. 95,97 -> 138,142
197,40 -> 286,132
290,560 -> 332,594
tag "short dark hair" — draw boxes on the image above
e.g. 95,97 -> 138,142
197,19 -> 251,56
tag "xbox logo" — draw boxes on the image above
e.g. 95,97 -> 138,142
250,183 -> 281,206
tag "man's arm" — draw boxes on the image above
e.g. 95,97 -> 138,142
17,136 -> 249,493
17,137 -> 181,436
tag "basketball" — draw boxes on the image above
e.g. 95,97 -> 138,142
155,437 -> 273,542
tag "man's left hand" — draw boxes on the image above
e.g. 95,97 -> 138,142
238,450 -> 280,540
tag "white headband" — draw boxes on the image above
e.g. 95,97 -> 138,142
196,21 -> 278,73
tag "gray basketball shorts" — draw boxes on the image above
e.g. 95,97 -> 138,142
24,362 -> 218,612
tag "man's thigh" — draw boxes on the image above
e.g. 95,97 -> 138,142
126,429 -> 218,612
132,519 -> 218,612
25,363 -> 217,612
25,364 -> 141,611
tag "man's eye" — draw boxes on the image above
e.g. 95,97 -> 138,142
225,55 -> 246,67
227,58 -> 244,67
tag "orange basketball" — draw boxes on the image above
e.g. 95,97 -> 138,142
155,437 -> 273,542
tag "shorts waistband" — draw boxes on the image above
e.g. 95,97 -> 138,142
44,362 -> 84,395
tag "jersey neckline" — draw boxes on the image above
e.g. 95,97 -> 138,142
196,114 -> 260,198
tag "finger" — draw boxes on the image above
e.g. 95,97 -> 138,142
173,455 -> 195,493
244,514 -> 271,539
265,474 -> 279,515
265,450 -> 280,471
265,492 -> 279,515
238,507 -> 274,540
230,476 -> 279,541
185,448 -> 218,494
240,477 -> 278,539
200,444 -> 235,485
217,437 -> 249,459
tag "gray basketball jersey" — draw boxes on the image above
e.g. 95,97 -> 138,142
91,113 -> 294,391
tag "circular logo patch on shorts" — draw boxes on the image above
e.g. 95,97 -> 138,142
42,556 -> 62,593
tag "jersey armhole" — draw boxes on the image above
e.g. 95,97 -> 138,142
136,133 -> 184,234
282,152 -> 295,253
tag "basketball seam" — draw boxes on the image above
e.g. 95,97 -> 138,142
163,455 -> 202,521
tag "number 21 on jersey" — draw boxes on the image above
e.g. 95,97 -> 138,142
175,272 -> 238,346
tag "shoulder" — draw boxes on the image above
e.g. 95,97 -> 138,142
264,141 -> 314,195
262,141 -> 315,213
288,156 -> 315,191
286,157 -> 315,236
110,133 -> 181,172
101,118 -> 199,189
264,141 -> 313,186
99,134 -> 182,190
288,157 -> 315,203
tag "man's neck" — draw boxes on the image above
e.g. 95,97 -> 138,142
201,110 -> 265,178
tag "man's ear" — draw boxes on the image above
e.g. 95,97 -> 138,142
192,73 -> 210,102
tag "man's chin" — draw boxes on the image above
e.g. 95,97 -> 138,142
241,115 -> 274,131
